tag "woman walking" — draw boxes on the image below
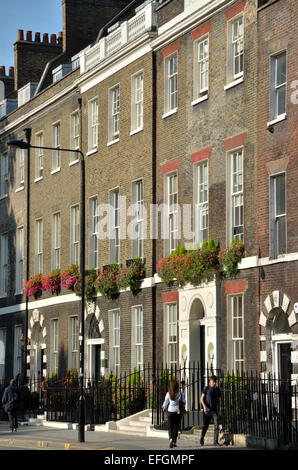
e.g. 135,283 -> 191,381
162,380 -> 186,448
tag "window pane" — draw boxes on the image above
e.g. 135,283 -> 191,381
275,174 -> 285,216
276,53 -> 286,86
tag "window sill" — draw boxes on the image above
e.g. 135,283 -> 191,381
51,168 -> 61,175
191,94 -> 208,106
34,177 -> 43,183
0,194 -> 8,200
130,127 -> 143,136
162,108 -> 178,119
267,113 -> 287,127
86,148 -> 98,157
224,75 -> 244,91
107,137 -> 120,147
15,186 -> 25,193
69,159 -> 79,167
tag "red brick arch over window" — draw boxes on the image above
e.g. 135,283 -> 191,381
224,0 -> 246,21
192,20 -> 211,41
224,280 -> 248,295
162,291 -> 179,303
223,131 -> 247,152
162,39 -> 181,58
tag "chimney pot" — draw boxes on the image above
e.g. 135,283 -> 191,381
17,29 -> 24,41
58,31 -> 63,44
50,33 -> 57,44
42,33 -> 49,43
9,66 -> 14,77
35,32 -> 41,42
26,30 -> 32,41
0,66 -> 5,76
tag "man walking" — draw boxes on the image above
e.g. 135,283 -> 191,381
2,379 -> 20,432
200,375 -> 221,446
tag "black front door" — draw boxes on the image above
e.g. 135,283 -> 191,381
95,345 -> 101,382
279,343 -> 292,382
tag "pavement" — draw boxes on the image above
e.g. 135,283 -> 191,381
0,423 -> 256,451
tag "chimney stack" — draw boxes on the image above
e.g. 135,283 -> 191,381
14,29 -> 62,90
17,29 -> 24,41
9,66 -> 14,77
0,66 -> 5,76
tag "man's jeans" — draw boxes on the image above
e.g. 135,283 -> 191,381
201,411 -> 219,444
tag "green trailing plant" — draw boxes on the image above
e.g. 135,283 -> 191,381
75,267 -> 98,303
96,262 -> 120,299
219,238 -> 245,277
118,257 -> 145,292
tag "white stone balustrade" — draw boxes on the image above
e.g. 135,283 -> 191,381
80,1 -> 157,74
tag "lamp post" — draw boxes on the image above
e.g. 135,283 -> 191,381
8,139 -> 86,443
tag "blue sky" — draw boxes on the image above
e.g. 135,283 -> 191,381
1,0 -> 62,70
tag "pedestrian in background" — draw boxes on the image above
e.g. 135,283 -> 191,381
2,379 -> 20,432
162,380 -> 186,448
200,374 -> 221,446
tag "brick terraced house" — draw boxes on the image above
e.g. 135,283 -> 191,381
0,0 -> 297,392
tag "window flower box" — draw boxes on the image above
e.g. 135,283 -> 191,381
61,264 -> 81,291
42,270 -> 61,295
24,273 -> 43,299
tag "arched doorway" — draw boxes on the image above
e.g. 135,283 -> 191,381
189,298 -> 206,368
272,308 -> 293,382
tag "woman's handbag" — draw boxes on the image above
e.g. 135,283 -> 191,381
177,394 -> 186,416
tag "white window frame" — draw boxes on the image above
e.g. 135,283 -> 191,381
14,325 -> 23,377
227,14 -> 244,85
88,98 -> 98,153
269,172 -> 287,258
88,195 -> 99,270
15,226 -> 24,294
52,121 -> 61,173
194,160 -> 208,246
109,188 -> 120,264
164,53 -> 178,115
270,51 -> 287,121
70,111 -> 80,163
131,305 -> 143,371
108,85 -> 120,144
16,148 -> 25,190
109,309 -> 120,376
35,218 -> 43,273
227,148 -> 244,245
165,172 -> 178,256
0,233 -> 8,297
132,179 -> 144,259
70,204 -> 80,265
68,315 -> 79,370
35,132 -> 44,180
193,35 -> 209,101
131,72 -> 144,134
50,318 -> 59,375
228,295 -> 244,372
164,303 -> 177,368
0,328 -> 6,382
52,212 -> 61,270
0,152 -> 8,198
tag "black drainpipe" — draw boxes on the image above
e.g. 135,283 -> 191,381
152,50 -> 157,376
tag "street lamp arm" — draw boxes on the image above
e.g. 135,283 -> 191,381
8,141 -> 84,161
